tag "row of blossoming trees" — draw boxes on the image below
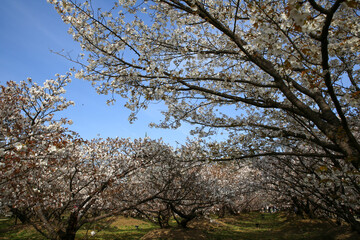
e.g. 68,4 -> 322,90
1,0 -> 360,238
47,0 -> 359,234
0,78 -> 263,240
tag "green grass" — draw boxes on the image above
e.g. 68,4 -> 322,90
77,216 -> 158,240
0,212 -> 358,240
0,218 -> 46,240
204,212 -> 358,240
0,216 -> 157,240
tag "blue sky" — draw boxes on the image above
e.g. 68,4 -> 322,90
0,0 -> 194,146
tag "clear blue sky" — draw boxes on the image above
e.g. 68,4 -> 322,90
0,0 -> 194,146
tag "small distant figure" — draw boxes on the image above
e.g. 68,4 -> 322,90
255,223 -> 260,228
294,207 -> 298,214
135,225 -> 139,230
270,206 -> 274,213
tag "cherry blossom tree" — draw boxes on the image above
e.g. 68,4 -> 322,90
0,76 -> 80,239
50,0 -> 360,232
253,145 -> 360,230
50,0 -> 360,166
132,153 -> 219,228
0,76 -> 75,199
0,78 -> 165,240
129,140 -> 260,228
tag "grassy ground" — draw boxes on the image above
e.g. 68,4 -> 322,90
0,212 -> 359,240
200,212 -> 359,240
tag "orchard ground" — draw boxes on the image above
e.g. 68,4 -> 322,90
1,211 -> 359,240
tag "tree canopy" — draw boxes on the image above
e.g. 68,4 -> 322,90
51,0 -> 359,168
48,0 -> 360,232
2,0 -> 358,236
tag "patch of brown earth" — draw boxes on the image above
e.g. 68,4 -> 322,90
140,228 -> 207,240
110,216 -> 149,227
188,218 -> 227,231
140,218 -> 228,240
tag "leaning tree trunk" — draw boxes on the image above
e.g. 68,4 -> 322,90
56,212 -> 79,240
9,207 -> 29,224
340,209 -> 360,234
169,203 -> 198,228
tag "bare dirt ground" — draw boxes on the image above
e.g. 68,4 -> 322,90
140,218 -> 219,240
140,228 -> 207,240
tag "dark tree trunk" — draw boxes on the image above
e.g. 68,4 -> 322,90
9,207 -> 29,224
169,203 -> 197,228
157,211 -> 170,228
350,220 -> 360,234
292,197 -> 305,217
340,208 -> 360,234
57,212 -> 79,240
179,217 -> 195,228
